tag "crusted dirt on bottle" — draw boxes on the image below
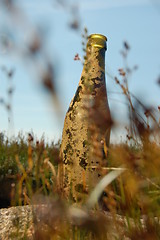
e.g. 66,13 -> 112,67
59,37 -> 112,204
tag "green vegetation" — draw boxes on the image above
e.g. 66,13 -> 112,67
0,122 -> 160,239
0,132 -> 60,207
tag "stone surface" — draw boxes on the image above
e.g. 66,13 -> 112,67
0,205 -> 124,239
0,204 -> 149,240
0,205 -> 34,239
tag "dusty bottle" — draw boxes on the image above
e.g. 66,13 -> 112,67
59,34 -> 112,203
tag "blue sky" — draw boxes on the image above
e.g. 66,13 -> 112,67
0,0 -> 160,142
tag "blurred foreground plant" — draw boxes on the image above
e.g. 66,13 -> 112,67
0,1 -> 160,238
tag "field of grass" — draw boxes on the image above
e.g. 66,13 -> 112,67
0,124 -> 160,239
0,132 -> 60,207
0,62 -> 160,239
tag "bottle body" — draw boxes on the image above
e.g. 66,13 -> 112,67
59,34 -> 111,203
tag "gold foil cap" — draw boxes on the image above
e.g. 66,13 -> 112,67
87,34 -> 107,50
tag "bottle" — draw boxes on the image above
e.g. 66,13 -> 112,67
59,34 -> 112,204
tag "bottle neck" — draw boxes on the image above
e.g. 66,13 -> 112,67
84,46 -> 106,78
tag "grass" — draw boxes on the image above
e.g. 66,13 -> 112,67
0,132 -> 60,207
0,81 -> 160,239
1,136 -> 160,240
1,92 -> 160,235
